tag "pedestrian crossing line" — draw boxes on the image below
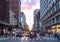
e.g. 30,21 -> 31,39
36,38 -> 39,40
26,37 -> 28,40
39,38 -> 42,40
0,38 -> 8,40
28,38 -> 31,40
28,38 -> 42,40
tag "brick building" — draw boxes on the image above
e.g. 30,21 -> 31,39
9,0 -> 19,18
9,0 -> 21,28
0,0 -> 9,23
0,0 -> 10,35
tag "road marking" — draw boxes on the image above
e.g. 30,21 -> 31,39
0,38 -> 8,40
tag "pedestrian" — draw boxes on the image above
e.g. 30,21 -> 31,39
54,32 -> 60,40
3,29 -> 7,37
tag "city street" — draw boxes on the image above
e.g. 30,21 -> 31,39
0,36 -> 60,42
0,0 -> 60,42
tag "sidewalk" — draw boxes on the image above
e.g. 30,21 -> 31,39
37,34 -> 58,40
0,35 -> 7,38
0,36 -> 9,40
39,36 -> 58,40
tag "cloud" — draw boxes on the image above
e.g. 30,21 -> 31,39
21,0 -> 39,11
21,0 -> 40,28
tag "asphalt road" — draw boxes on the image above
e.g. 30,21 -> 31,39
0,36 -> 60,42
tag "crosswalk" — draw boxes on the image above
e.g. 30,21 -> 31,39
0,37 -> 59,42
0,38 -> 9,40
19,36 -> 58,41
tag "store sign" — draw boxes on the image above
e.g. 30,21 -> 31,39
56,25 -> 60,27
51,26 -> 55,28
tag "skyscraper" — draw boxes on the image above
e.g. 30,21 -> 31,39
9,0 -> 21,28
10,0 -> 21,18
0,0 -> 10,35
19,12 -> 26,30
40,0 -> 60,33
33,9 -> 40,31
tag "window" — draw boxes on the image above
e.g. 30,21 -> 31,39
56,15 -> 59,23
49,0 -> 51,4
47,12 -> 49,16
56,3 -> 59,11
47,0 -> 48,2
48,21 -> 49,25
51,8 -> 54,14
52,18 -> 54,24
56,0 -> 59,3
51,10 -> 53,14
48,10 -> 51,16
49,20 -> 51,24
59,2 -> 60,8
54,6 -> 56,12
58,3 -> 59,9
52,2 -> 54,6
56,4 -> 58,10
50,10 -> 51,15
59,16 -> 60,22
47,21 -> 49,25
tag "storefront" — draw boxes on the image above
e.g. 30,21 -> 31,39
0,24 -> 5,35
51,25 -> 60,33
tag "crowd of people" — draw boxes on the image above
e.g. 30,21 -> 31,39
39,31 -> 60,40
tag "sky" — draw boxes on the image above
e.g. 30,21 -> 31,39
21,0 -> 40,29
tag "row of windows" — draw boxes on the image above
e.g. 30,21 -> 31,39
0,0 -> 9,23
42,2 -> 60,22
41,0 -> 60,21
42,0 -> 54,15
42,15 -> 60,26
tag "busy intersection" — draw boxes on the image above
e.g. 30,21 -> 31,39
0,36 -> 60,42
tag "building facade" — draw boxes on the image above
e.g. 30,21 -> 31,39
24,23 -> 29,31
9,9 -> 17,27
40,0 -> 60,33
0,0 -> 10,35
19,12 -> 26,30
0,0 -> 21,35
9,0 -> 20,18
33,9 -> 40,31
0,0 -> 9,25
9,0 -> 21,28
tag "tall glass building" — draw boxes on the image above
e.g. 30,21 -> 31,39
40,0 -> 60,33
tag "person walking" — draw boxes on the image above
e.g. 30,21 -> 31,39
3,29 -> 8,37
